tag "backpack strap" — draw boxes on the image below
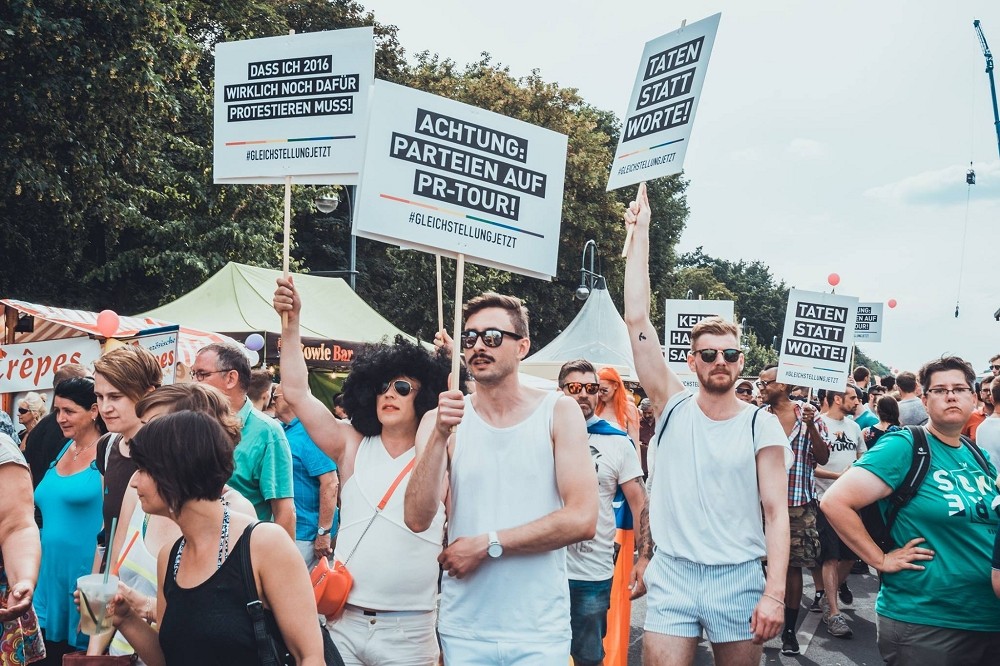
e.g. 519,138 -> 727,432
883,425 -> 932,536
654,393 -> 693,449
960,434 -> 992,477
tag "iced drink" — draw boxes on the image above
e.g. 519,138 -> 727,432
77,573 -> 118,635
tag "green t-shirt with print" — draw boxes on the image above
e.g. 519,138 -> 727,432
854,428 -> 1000,631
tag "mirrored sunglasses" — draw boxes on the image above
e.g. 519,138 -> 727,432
562,382 -> 600,395
460,328 -> 523,349
378,380 -> 416,397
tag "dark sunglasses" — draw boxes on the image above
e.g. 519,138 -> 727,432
735,388 -> 754,395
460,328 -> 524,349
17,407 -> 30,414
691,348 -> 741,363
378,379 -> 416,397
562,382 -> 600,395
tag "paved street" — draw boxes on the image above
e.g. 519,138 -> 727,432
628,565 -> 884,665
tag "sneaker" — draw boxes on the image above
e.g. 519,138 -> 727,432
851,559 -> 869,575
838,581 -> 853,605
826,613 -> 853,638
809,591 -> 825,613
781,629 -> 800,655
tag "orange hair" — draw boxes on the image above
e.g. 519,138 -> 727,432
596,367 -> 632,430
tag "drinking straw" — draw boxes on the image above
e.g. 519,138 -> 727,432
113,530 -> 140,576
104,517 -> 119,584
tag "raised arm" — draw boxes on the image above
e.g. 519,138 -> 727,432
436,396 -> 598,578
404,389 -> 464,533
273,276 -> 358,464
623,182 -> 684,419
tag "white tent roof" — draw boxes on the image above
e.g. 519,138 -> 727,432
520,283 -> 636,381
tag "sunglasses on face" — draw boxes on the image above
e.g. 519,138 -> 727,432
378,380 -> 417,397
17,407 -> 29,414
460,328 -> 524,349
562,382 -> 600,395
735,388 -> 754,395
692,348 -> 741,363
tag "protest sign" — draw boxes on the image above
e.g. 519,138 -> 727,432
607,13 -> 721,191
777,289 -> 859,391
213,27 -> 374,184
0,337 -> 101,393
664,299 -> 735,390
854,302 -> 884,343
353,81 -> 568,280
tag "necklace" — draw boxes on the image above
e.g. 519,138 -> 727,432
72,437 -> 98,461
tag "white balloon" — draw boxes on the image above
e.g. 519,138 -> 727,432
245,349 -> 260,367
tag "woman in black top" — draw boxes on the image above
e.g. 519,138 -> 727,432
862,395 -> 902,447
109,411 -> 324,666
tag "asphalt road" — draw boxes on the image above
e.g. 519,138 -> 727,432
627,565 -> 884,665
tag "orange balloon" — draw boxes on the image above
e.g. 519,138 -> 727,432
827,273 -> 841,287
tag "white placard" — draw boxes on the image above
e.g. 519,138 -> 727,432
854,302 -> 884,343
664,299 -> 735,390
607,13 -> 721,191
213,28 -> 374,184
777,289 -> 859,391
130,328 -> 180,386
0,337 -> 102,393
353,80 -> 568,280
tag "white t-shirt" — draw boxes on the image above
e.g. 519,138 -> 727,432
649,391 -> 791,565
815,414 -> 866,499
976,418 -> 1000,470
567,419 -> 644,581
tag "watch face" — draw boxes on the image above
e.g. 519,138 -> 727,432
488,543 -> 503,558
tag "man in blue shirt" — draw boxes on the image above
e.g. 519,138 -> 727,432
273,383 -> 339,568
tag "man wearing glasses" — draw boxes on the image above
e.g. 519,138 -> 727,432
757,363 -> 830,655
991,353 -> 1000,378
620,183 -> 791,666
406,292 -> 597,664
191,343 -> 295,540
822,356 -> 1000,664
557,358 -> 646,666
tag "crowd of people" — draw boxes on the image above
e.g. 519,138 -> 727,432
2,185 -> 1000,666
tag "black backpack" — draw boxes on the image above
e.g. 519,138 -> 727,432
859,425 -> 991,553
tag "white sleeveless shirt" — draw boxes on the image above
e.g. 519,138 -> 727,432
438,390 -> 571,642
334,435 -> 445,610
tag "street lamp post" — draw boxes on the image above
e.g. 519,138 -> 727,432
313,186 -> 358,291
576,239 -> 606,301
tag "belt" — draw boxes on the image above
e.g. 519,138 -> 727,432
344,604 -> 431,618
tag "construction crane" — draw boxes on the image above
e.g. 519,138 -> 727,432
974,20 -> 1000,159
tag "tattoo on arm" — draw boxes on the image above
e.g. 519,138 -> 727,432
638,332 -> 647,341
639,499 -> 654,559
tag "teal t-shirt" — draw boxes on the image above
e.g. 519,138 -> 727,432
854,407 -> 879,430
231,397 -> 294,520
854,429 -> 1000,631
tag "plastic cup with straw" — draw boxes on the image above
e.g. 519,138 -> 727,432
77,517 -> 119,635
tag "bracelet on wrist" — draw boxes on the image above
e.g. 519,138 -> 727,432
762,592 -> 785,607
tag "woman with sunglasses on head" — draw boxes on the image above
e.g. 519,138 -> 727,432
107,411 -> 325,666
596,367 -> 640,447
33,378 -> 106,663
273,277 -> 455,666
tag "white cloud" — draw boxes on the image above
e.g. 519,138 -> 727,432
785,138 -> 827,159
864,161 -> 1000,205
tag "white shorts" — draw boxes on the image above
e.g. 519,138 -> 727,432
644,552 -> 764,644
440,634 -> 570,665
328,605 -> 439,666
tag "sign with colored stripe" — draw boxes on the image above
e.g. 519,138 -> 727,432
854,302 -> 884,343
777,289 -> 859,391
663,298 -> 735,390
607,13 -> 720,191
213,27 -> 374,184
353,81 -> 568,280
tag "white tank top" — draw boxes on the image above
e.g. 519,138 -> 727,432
334,435 -> 445,610
438,390 -> 570,642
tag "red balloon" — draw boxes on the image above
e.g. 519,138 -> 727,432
827,273 -> 841,287
96,310 -> 120,338
887,299 -> 897,309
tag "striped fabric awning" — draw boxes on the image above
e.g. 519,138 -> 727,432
1,299 -> 236,366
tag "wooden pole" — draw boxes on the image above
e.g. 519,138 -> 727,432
451,254 -> 465,390
436,255 -> 445,333
281,175 -> 292,327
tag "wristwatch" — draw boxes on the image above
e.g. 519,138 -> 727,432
317,525 -> 333,537
487,531 -> 503,559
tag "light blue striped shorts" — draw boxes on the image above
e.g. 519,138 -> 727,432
643,552 -> 764,644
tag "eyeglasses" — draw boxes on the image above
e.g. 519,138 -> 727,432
191,369 -> 230,381
735,388 -> 754,395
460,328 -> 524,349
691,348 -> 741,363
992,364 -> 1000,370
17,407 -> 29,414
756,379 -> 775,389
925,387 -> 974,397
378,380 -> 417,397
562,382 -> 600,395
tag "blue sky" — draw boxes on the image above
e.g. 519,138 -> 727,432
363,0 -> 1000,373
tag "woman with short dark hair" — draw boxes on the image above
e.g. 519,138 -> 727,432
110,411 -> 324,666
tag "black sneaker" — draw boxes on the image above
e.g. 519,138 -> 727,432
809,592 -> 825,613
851,559 -> 869,575
839,581 -> 854,605
781,630 -> 800,655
